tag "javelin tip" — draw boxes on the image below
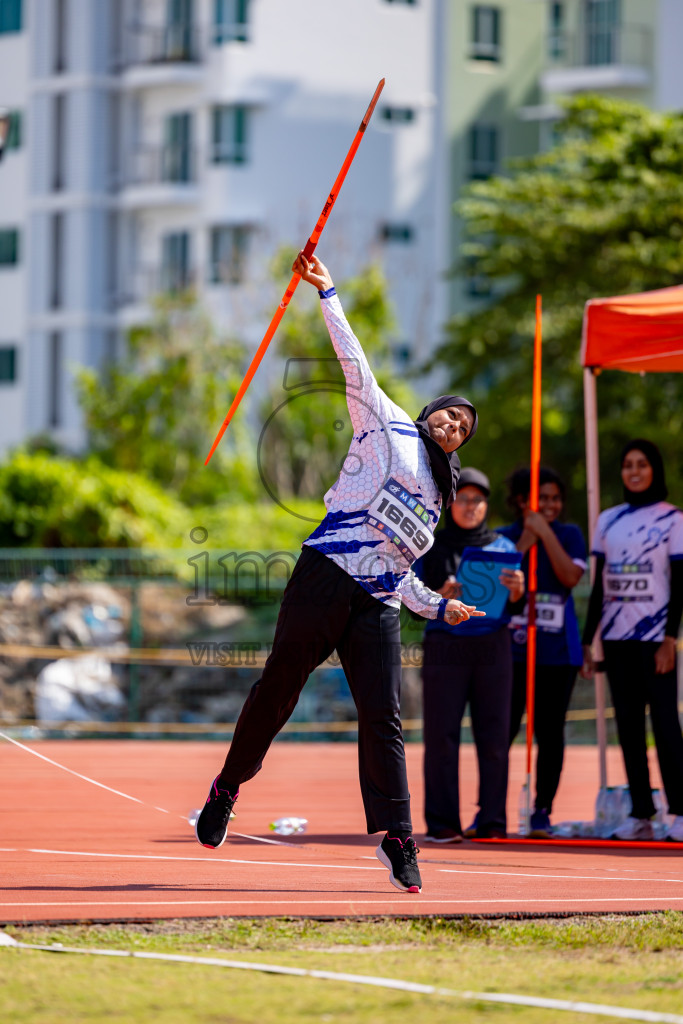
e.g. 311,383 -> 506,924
361,78 -> 386,129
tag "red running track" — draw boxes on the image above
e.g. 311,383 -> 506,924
1,739 -> 681,924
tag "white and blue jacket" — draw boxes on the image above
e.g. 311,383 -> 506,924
303,291 -> 448,621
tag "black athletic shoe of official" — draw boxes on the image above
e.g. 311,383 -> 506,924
376,834 -> 422,893
195,776 -> 238,849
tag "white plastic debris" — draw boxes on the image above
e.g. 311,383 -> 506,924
34,655 -> 125,723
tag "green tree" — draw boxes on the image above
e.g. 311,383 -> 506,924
436,95 -> 683,526
258,253 -> 417,503
77,292 -> 257,506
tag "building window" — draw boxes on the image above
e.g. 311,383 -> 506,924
211,105 -> 248,164
161,231 -> 191,292
470,5 -> 501,62
379,224 -> 414,243
0,345 -> 16,382
468,124 -> 498,180
50,213 -> 64,309
548,2 -> 565,59
0,228 -> 19,266
584,0 -> 621,66
104,329 -> 119,366
3,110 -> 22,151
48,332 -> 62,428
213,0 -> 249,43
393,344 -> 411,367
53,93 -> 66,191
54,0 -> 68,72
465,256 -> 492,298
209,225 -> 249,284
163,111 -> 193,183
380,107 -> 415,124
0,0 -> 22,33
164,0 -> 196,61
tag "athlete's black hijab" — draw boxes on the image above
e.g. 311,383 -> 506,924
621,438 -> 668,506
414,396 -> 478,508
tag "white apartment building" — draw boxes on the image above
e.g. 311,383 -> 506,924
0,0 -> 447,455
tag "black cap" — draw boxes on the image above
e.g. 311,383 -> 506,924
458,467 -> 490,497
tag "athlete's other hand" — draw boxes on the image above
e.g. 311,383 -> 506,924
655,635 -> 677,674
292,252 -> 334,292
580,644 -> 594,679
444,599 -> 486,625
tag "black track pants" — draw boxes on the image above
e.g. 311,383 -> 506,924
422,627 -> 513,835
509,661 -> 576,814
217,545 -> 412,834
603,640 -> 683,818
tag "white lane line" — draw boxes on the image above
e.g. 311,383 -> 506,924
4,896 -> 683,908
16,847 -> 384,872
8,848 -> 683,884
439,868 -> 683,885
5,942 -> 683,1024
0,732 -> 155,807
0,732 -> 295,848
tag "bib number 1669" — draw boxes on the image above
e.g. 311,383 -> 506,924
375,498 -> 429,550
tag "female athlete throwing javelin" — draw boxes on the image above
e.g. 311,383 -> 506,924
195,253 -> 484,893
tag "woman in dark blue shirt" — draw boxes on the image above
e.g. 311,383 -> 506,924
499,467 -> 586,838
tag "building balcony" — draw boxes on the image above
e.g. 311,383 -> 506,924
120,24 -> 204,88
115,266 -> 198,312
542,24 -> 653,93
118,147 -> 200,208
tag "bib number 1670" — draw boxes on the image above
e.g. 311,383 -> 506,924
375,498 -> 429,550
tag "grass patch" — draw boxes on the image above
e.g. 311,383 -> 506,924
2,913 -> 682,1023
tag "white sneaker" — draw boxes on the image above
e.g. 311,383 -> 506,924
667,816 -> 683,842
613,816 -> 654,841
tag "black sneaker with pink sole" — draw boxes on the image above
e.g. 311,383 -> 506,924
195,777 -> 238,849
376,834 -> 422,893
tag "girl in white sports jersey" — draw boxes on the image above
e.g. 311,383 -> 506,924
194,253 -> 485,893
582,439 -> 683,842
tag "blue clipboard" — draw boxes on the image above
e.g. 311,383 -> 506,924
455,547 -> 522,619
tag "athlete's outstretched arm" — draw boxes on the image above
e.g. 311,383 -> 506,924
292,252 -> 399,433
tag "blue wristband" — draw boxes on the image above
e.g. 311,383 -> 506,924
436,598 -> 448,622
318,286 -> 336,299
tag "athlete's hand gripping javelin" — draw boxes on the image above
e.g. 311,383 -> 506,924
292,252 -> 334,292
294,253 -> 485,629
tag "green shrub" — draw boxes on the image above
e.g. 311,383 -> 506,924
198,498 -> 326,553
0,452 -> 189,548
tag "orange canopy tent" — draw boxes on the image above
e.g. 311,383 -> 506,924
582,283 -> 683,373
581,283 -> 683,788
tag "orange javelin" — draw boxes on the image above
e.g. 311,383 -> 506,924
524,294 -> 543,832
205,77 -> 386,465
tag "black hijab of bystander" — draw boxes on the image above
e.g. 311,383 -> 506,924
441,467 -> 497,556
621,438 -> 668,507
414,396 -> 478,508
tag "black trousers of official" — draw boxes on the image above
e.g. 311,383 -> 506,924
509,661 -> 577,814
603,640 -> 683,819
422,627 -> 512,836
217,545 -> 411,834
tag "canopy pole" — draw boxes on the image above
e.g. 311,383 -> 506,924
523,295 -> 543,835
583,366 -> 608,790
